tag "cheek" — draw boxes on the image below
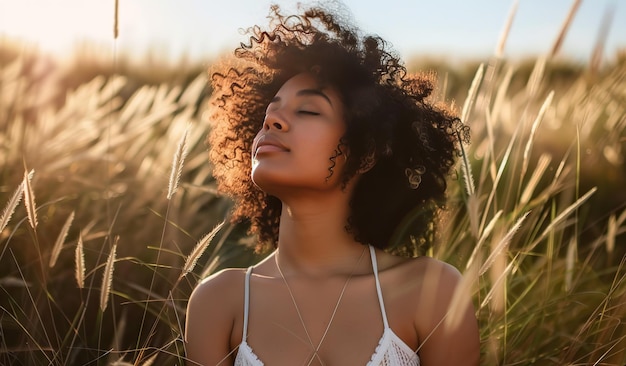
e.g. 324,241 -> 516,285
308,124 -> 345,150
305,138 -> 342,168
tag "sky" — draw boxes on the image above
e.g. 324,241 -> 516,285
0,0 -> 624,63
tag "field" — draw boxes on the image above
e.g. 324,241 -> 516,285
1,21 -> 626,366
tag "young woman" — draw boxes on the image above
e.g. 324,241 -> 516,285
186,4 -> 480,366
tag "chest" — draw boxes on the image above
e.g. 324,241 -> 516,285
231,275 -> 420,366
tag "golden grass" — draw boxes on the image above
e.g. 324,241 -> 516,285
22,169 -> 37,229
167,125 -> 190,200
0,13 -> 625,363
494,0 -> 518,58
0,180 -> 24,233
49,211 -> 74,268
550,0 -> 582,57
100,237 -> 118,312
75,233 -> 85,289
180,220 -> 225,280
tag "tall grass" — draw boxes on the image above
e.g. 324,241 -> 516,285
1,31 -> 625,366
0,51 -> 260,365
443,54 -> 626,363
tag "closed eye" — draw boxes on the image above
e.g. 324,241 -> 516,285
298,110 -> 320,116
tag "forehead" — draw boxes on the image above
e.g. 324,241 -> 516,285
274,72 -> 339,101
279,72 -> 321,89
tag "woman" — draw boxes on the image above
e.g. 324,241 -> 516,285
186,4 -> 479,365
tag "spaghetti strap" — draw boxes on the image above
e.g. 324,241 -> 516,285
234,248 -> 420,365
369,245 -> 390,329
242,266 -> 253,341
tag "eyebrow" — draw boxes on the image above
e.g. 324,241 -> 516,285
270,88 -> 333,107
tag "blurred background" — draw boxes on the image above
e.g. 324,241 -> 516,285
0,0 -> 624,62
1,1 -> 625,365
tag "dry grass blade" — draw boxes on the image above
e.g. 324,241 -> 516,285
479,211 -> 530,276
478,125 -> 520,233
22,169 -> 37,229
0,277 -> 31,287
480,258 -> 516,310
495,0 -> 518,57
75,233 -> 85,289
565,236 -> 578,291
109,360 -> 133,366
461,63 -> 484,123
606,214 -> 616,257
549,0 -> 582,57
100,237 -> 119,312
0,181 -> 25,233
446,258 -> 480,332
606,210 -> 626,257
521,91 -> 554,180
167,125 -> 190,200
520,154 -> 551,206
483,109 -> 498,182
49,211 -> 75,268
531,188 -> 597,248
200,223 -> 237,279
526,56 -> 547,99
180,220 -> 225,279
466,210 -> 503,271
589,3 -> 615,75
490,65 -> 514,123
113,0 -> 119,39
550,155 -> 569,187
458,129 -> 475,196
140,354 -> 158,366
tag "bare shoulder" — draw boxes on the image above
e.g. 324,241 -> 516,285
187,267 -> 247,328
187,268 -> 247,321
409,256 -> 463,292
378,251 -> 463,291
185,268 -> 247,366
189,267 -> 247,302
404,256 -> 480,366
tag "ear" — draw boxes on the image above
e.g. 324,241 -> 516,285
358,149 -> 377,174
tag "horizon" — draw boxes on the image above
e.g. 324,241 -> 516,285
0,0 -> 624,64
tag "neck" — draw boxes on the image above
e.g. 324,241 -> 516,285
275,191 -> 367,278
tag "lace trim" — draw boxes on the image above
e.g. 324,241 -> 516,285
235,331 -> 418,366
367,328 -> 420,366
234,341 -> 264,366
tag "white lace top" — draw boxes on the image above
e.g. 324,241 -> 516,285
234,245 -> 420,366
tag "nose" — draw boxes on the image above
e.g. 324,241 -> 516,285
263,110 -> 289,131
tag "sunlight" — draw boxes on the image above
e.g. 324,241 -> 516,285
0,0 -> 119,53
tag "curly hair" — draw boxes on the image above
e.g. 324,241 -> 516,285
207,4 -> 468,255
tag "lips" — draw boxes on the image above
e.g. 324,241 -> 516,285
253,134 -> 289,157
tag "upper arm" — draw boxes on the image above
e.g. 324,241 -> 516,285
185,269 -> 243,366
415,259 -> 480,366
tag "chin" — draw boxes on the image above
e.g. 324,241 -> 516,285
250,171 -> 287,196
251,164 -> 342,194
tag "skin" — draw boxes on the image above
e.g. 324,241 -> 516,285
185,73 -> 480,366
